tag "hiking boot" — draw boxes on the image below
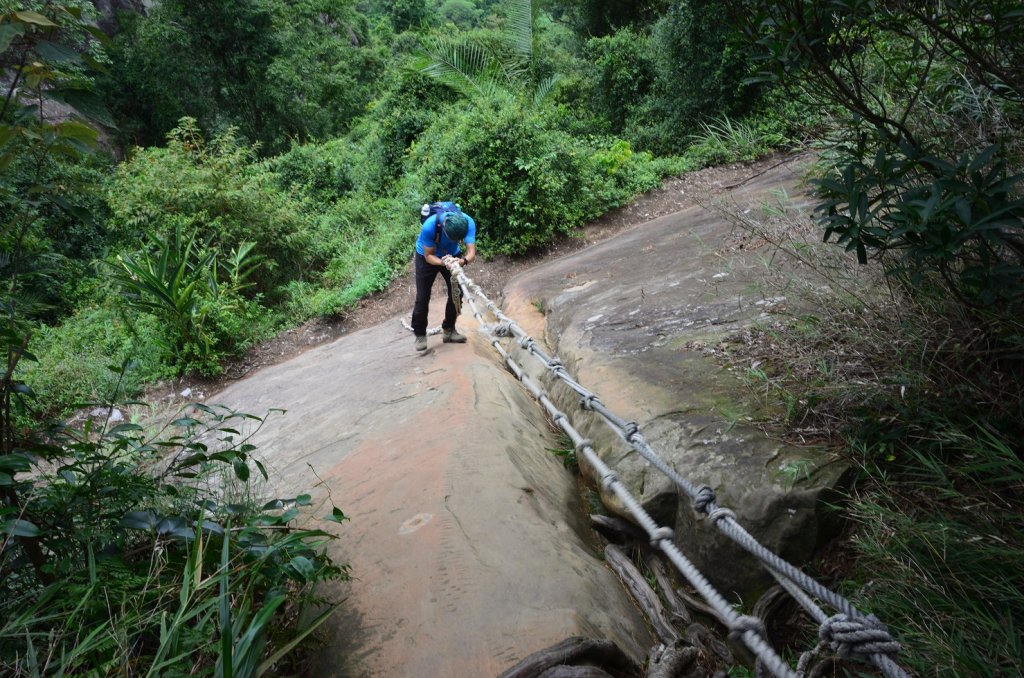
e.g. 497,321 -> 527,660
442,328 -> 467,343
415,335 -> 427,351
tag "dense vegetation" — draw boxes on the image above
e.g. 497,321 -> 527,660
0,0 -> 1020,674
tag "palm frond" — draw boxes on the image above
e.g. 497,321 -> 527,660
417,37 -> 509,100
505,0 -> 534,61
532,74 -> 560,108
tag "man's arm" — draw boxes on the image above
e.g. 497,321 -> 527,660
422,244 -> 446,266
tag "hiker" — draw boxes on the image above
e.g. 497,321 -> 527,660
411,204 -> 477,351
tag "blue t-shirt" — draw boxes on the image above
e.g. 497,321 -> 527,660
415,212 -> 476,258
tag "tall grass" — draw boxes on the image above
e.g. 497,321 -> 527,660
0,395 -> 349,676
848,423 -> 1024,674
713,191 -> 1024,673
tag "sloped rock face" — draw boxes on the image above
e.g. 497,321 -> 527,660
209,294 -> 653,677
502,156 -> 848,598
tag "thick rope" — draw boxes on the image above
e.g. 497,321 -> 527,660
400,318 -> 443,335
446,262 -> 908,678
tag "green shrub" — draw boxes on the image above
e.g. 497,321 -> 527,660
579,27 -> 657,135
0,403 -> 349,675
345,68 -> 451,193
405,100 -> 664,255
684,115 -> 787,166
748,0 -> 1024,311
106,119 -> 317,298
103,0 -> 384,152
267,139 -> 357,204
108,225 -> 277,376
285,193 -> 412,318
20,306 -> 172,418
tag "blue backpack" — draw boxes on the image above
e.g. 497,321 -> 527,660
420,201 -> 463,243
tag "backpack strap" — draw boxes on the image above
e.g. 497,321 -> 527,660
434,213 -> 443,245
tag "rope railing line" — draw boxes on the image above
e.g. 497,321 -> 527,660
456,270 -> 901,626
471,319 -> 798,678
444,263 -> 908,678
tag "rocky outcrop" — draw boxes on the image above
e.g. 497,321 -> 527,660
502,155 -> 848,598
89,0 -> 151,35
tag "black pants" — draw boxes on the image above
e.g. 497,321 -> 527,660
411,253 -> 457,337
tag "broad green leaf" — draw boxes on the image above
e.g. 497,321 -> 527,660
83,25 -> 112,48
200,520 -> 224,535
55,121 -> 98,143
82,52 -> 110,75
289,555 -> 315,580
324,506 -> 349,524
120,510 -> 158,530
3,518 -> 40,537
0,24 -> 24,52
14,11 -> 58,27
107,423 -> 144,435
0,453 -> 32,473
62,89 -> 116,128
233,457 -> 250,481
11,383 -> 34,398
34,40 -> 81,64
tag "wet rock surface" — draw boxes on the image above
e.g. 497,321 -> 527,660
502,156 -> 848,597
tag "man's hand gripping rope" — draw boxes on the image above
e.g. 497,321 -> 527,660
443,255 -> 464,316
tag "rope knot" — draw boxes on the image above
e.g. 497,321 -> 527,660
600,471 -> 619,491
519,336 -> 534,351
707,507 -> 736,525
622,421 -> 640,442
574,439 -> 593,455
648,526 -> 674,547
693,485 -> 716,514
580,394 -> 602,411
492,322 -> 512,337
729,615 -> 766,643
552,413 -> 568,429
819,614 -> 901,659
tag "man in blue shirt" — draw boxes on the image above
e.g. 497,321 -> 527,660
412,209 -> 477,351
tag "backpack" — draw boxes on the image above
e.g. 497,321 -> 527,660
420,201 -> 463,243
